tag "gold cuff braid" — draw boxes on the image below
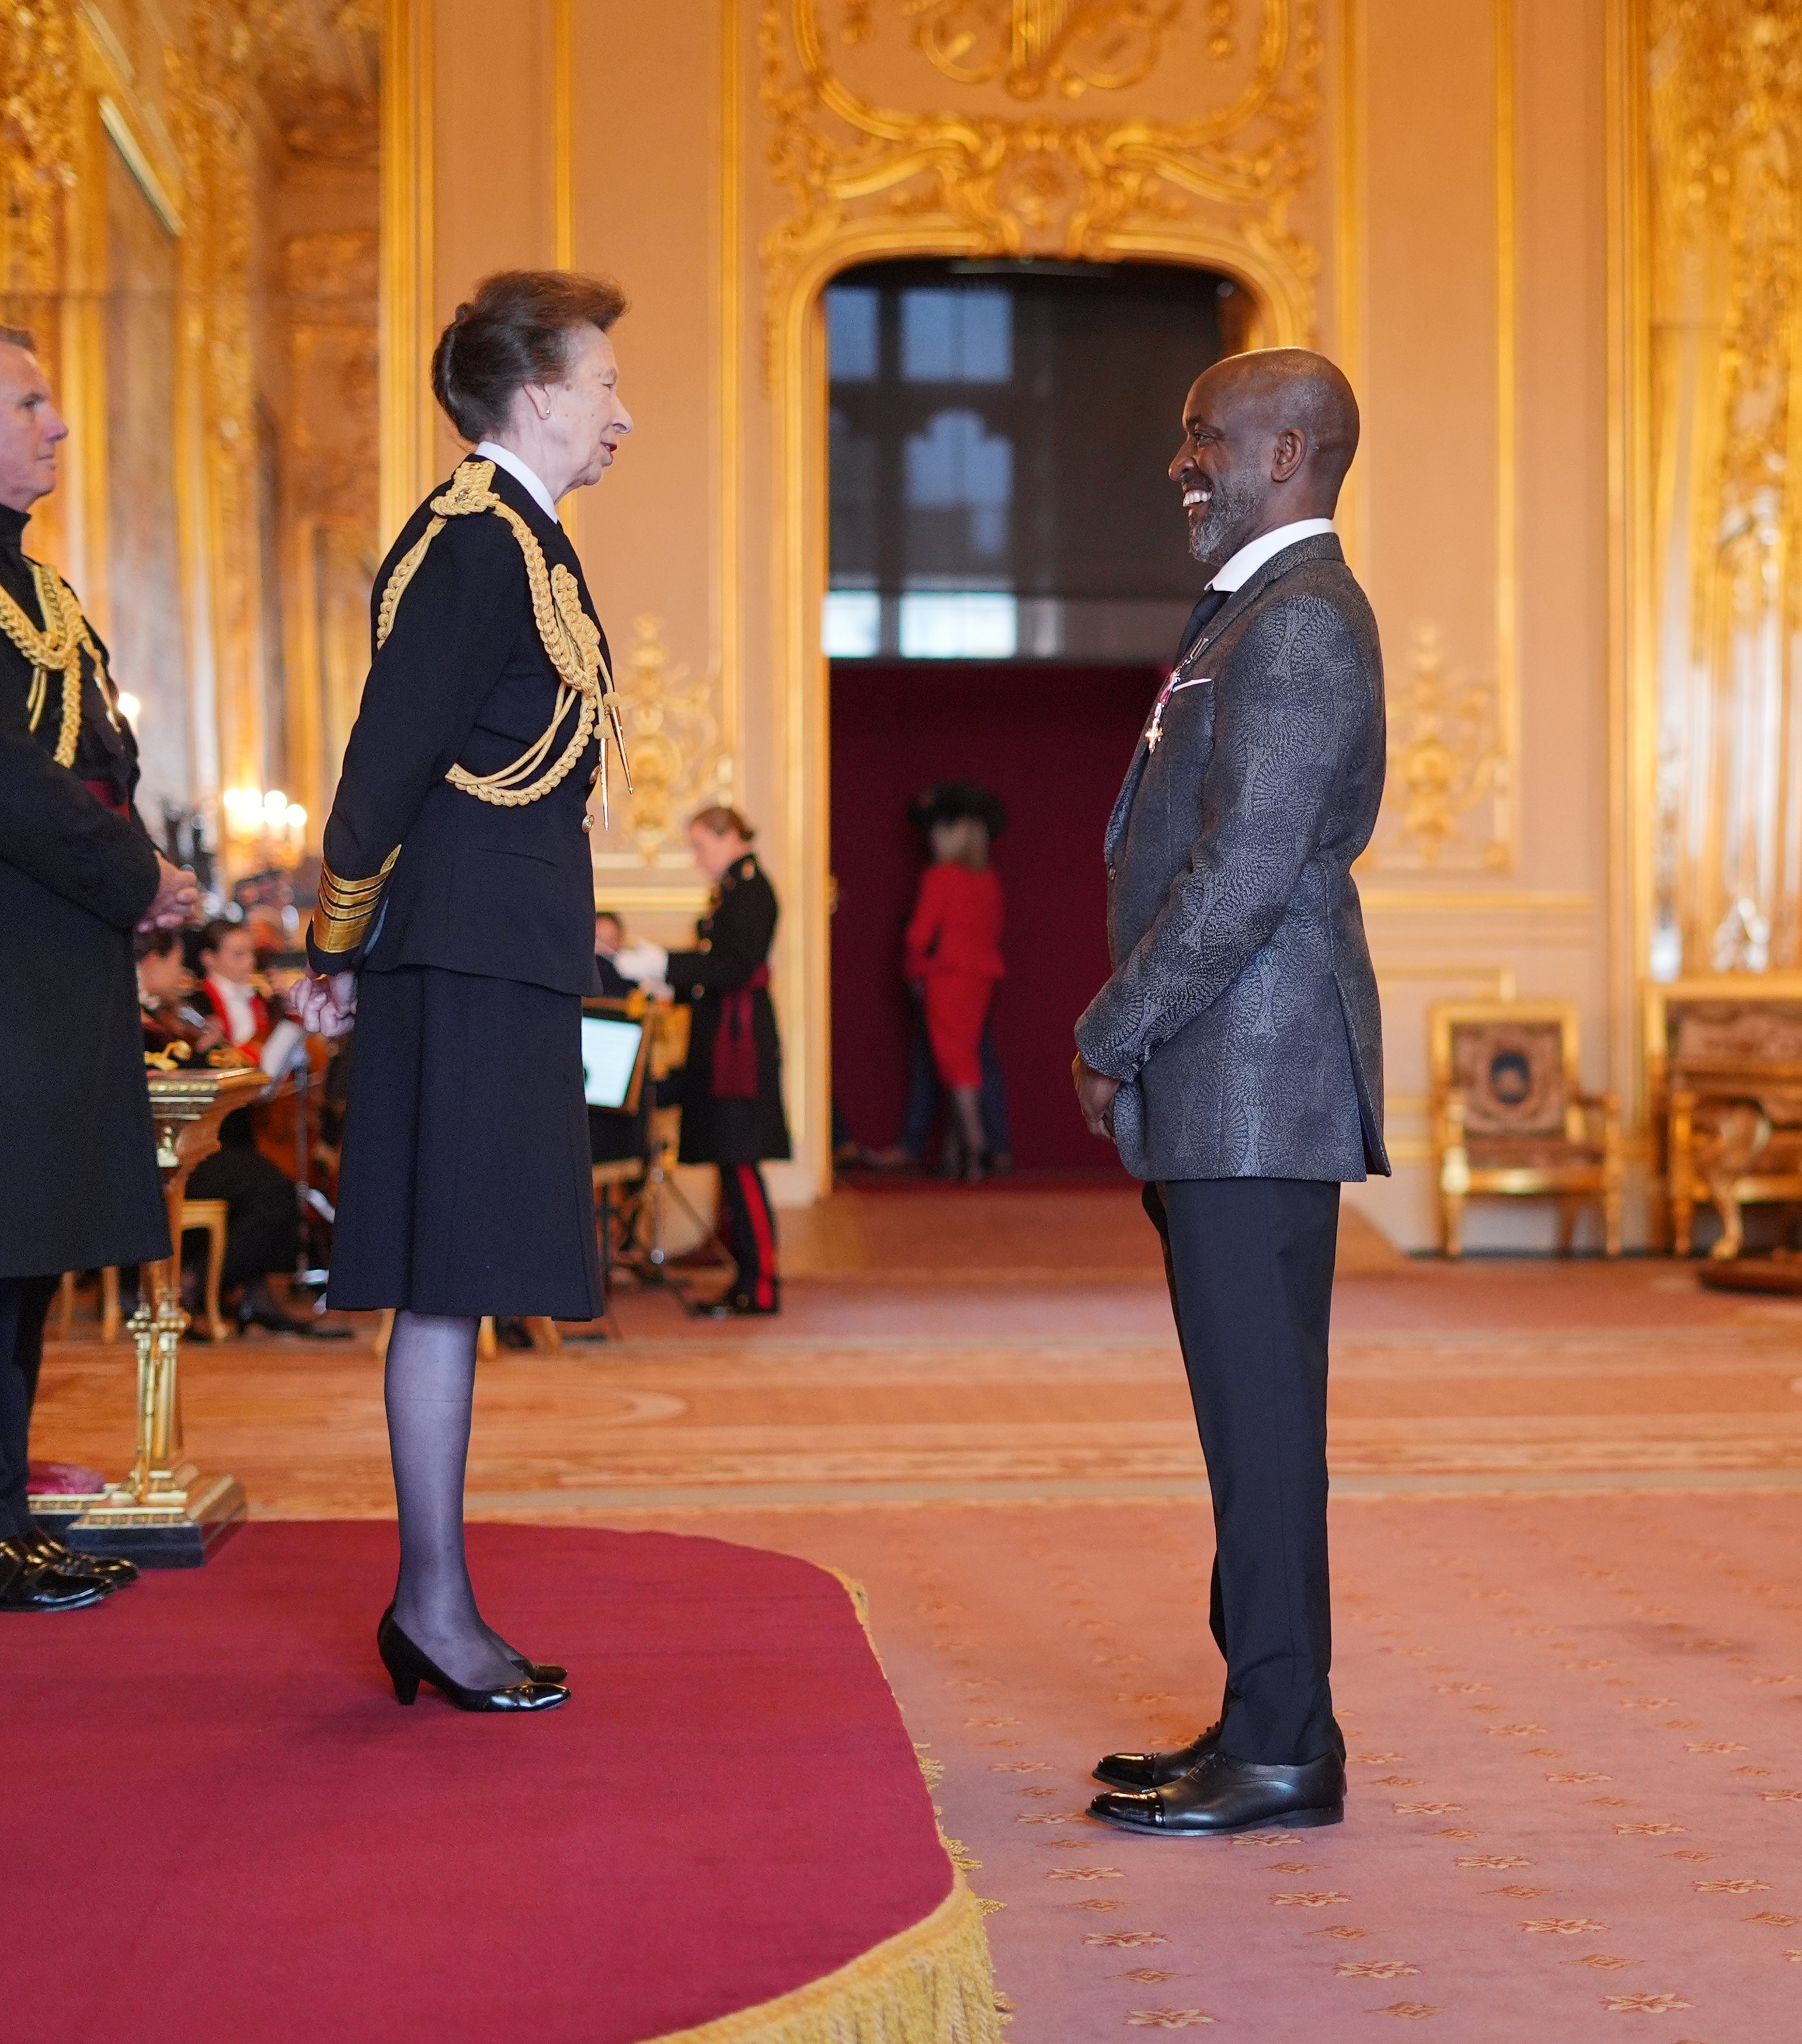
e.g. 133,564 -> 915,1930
311,847 -> 400,957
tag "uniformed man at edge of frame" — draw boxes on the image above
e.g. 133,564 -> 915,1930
612,807 -> 792,1318
0,324 -> 198,1614
294,270 -> 634,1713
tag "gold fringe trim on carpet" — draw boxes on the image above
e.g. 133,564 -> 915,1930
642,1879 -> 1000,2044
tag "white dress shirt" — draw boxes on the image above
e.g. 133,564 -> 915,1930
1208,517 -> 1335,592
474,440 -> 560,524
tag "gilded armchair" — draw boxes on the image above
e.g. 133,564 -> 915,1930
1430,1000 -> 1623,1258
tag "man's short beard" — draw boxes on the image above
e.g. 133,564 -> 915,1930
1187,468 -> 1265,565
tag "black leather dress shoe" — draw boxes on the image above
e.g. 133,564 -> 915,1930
1089,1747 -> 1345,1836
1094,1718 -> 1225,1790
0,1536 -> 113,1612
25,1528 -> 138,1587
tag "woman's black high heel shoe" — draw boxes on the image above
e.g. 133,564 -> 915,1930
381,1604 -> 566,1686
377,1607 -> 569,1712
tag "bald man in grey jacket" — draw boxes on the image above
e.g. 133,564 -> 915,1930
1074,348 -> 1386,1837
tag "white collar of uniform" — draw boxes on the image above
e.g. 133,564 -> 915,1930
474,441 -> 561,526
1208,517 -> 1335,593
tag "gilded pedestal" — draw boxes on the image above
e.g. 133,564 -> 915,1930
43,1066 -> 266,1567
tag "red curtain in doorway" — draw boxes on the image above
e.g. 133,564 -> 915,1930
829,661 -> 1156,1170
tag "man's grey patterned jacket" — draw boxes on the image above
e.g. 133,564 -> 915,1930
1074,531 -> 1389,1184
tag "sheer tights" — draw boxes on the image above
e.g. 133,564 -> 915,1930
385,1309 -> 527,1690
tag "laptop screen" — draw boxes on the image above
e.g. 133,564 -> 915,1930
580,1016 -> 643,1110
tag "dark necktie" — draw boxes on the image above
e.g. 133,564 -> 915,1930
1174,586 -> 1230,667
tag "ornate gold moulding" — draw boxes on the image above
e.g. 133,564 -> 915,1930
36,1067 -> 263,1567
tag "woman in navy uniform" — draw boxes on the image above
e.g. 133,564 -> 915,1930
614,808 -> 791,1316
296,271 -> 633,1711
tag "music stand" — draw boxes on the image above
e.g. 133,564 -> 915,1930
585,996 -> 729,1314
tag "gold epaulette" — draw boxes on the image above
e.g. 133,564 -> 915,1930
311,847 -> 400,958
373,457 -> 632,820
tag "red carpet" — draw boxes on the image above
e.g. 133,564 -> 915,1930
11,1524 -> 973,2042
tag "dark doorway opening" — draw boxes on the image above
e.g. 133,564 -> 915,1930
826,258 -> 1244,1171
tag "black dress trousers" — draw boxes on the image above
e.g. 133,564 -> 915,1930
330,964 -> 601,1320
1145,1176 -> 1341,1767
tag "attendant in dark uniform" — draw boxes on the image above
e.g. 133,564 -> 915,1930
0,325 -> 196,1610
613,807 -> 791,1316
296,271 -> 634,1710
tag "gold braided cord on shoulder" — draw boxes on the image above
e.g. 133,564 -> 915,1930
0,561 -> 99,769
374,458 -> 631,818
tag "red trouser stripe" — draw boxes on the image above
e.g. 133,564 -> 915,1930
735,1164 -> 778,1309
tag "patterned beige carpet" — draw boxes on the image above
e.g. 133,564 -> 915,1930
35,1186 -> 1802,2040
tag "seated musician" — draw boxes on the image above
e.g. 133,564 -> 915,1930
593,908 -> 634,999
137,928 -> 222,1056
189,919 -> 271,1056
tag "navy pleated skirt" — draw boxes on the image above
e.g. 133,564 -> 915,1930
329,964 -> 601,1319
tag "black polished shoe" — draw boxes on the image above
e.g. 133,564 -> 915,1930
696,1290 -> 780,1319
1094,1718 -> 1225,1791
0,1535 -> 113,1612
394,1605 -> 568,1686
1090,1747 -> 1345,1836
25,1528 -> 138,1588
376,1607 -> 569,1712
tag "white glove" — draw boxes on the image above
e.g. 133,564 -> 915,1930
611,941 -> 669,985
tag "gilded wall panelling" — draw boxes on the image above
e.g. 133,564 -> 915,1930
589,614 -> 732,873
1646,0 -> 1802,982
281,228 -> 380,832
165,20 -> 267,815
1331,0 -> 1369,575
378,0 -> 434,541
1359,0 -> 1519,878
758,0 -> 1324,352
1368,620 -> 1511,868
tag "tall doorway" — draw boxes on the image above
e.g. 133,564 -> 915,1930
826,258 -> 1251,1171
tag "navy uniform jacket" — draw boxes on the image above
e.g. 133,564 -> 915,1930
1074,533 -> 1388,1184
668,855 -> 792,1166
307,462 -> 606,997
0,504 -> 167,1277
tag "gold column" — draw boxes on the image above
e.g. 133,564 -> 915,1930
44,1068 -> 262,1563
380,0 -> 436,547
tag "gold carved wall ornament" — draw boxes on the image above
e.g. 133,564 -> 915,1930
588,616 -> 729,871
0,2 -> 82,315
903,0 -> 1193,101
1369,623 -> 1509,872
760,0 -> 1321,347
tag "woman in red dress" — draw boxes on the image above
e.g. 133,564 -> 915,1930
905,811 -> 1004,1182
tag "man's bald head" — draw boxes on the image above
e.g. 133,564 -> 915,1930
1170,346 -> 1359,568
